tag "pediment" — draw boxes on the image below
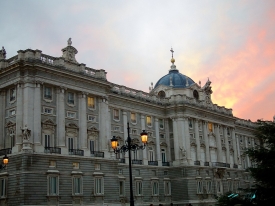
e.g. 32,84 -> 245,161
42,119 -> 55,125
66,122 -> 79,128
5,120 -> 15,127
87,126 -> 98,132
160,142 -> 167,147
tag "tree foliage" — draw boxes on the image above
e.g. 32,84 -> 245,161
217,120 -> 275,205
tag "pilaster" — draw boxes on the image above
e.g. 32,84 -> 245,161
194,119 -> 201,162
183,117 -> 191,164
214,124 -> 222,162
56,87 -> 66,147
244,136 -> 251,167
141,114 -> 148,165
0,90 -> 5,149
15,83 -> 23,152
223,126 -> 230,164
203,121 -> 210,163
172,118 -> 180,165
99,97 -> 109,154
122,111 -> 129,164
154,118 -> 161,166
78,93 -> 87,149
33,82 -> 42,145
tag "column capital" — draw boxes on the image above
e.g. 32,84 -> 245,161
155,118 -> 159,122
57,86 -> 66,93
78,92 -> 87,98
122,111 -> 128,116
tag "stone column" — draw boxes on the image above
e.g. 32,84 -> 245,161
99,97 -> 109,153
56,87 -> 66,147
155,118 -> 161,166
231,128 -> 240,165
245,136 -> 251,167
252,138 -> 255,148
235,132 -> 241,166
141,115 -> 148,165
223,126 -> 230,164
172,118 -> 180,163
79,93 -> 87,149
165,119 -> 171,162
33,82 -> 41,145
15,83 -> 23,151
214,124 -> 222,162
0,90 -> 5,149
183,117 -> 191,164
122,111 -> 129,163
194,119 -> 201,162
203,121 -> 210,163
23,82 -> 34,142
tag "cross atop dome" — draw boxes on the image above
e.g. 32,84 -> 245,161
170,47 -> 175,64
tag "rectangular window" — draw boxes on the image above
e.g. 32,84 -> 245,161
44,107 -> 53,114
0,178 -> 6,198
131,112 -> 136,123
189,119 -> 193,128
216,180 -> 223,194
90,140 -> 95,152
119,181 -> 125,196
159,119 -> 164,129
45,134 -> 50,147
206,181 -> 212,194
197,181 -> 203,194
88,115 -> 96,122
146,116 -> 152,126
10,109 -> 16,116
95,164 -> 100,170
228,181 -> 233,192
73,162 -> 79,169
164,181 -> 171,195
68,92 -> 75,105
10,88 -> 16,102
113,126 -> 120,132
135,181 -> 142,196
113,109 -> 119,120
87,96 -> 95,108
44,86 -> 52,99
94,177 -> 104,195
208,123 -> 213,132
48,176 -> 58,195
131,129 -> 137,135
67,111 -> 76,118
73,176 -> 82,195
161,149 -> 166,162
68,138 -> 74,150
152,181 -> 159,196
160,134 -> 165,139
149,150 -> 154,161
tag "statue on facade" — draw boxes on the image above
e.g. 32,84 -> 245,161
21,125 -> 31,140
180,146 -> 187,158
67,38 -> 72,46
0,46 -> 6,59
202,78 -> 213,95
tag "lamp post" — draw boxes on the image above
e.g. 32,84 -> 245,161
0,154 -> 9,170
111,122 -> 148,206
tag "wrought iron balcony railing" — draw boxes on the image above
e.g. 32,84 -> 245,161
162,162 -> 170,166
148,161 -> 158,166
90,151 -> 104,158
194,161 -> 201,166
69,149 -> 84,156
204,162 -> 210,166
44,147 -> 61,154
233,164 -> 238,169
0,148 -> 12,156
212,162 -> 230,168
132,159 -> 142,165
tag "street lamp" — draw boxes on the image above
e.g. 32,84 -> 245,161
0,154 -> 9,169
111,122 -> 148,206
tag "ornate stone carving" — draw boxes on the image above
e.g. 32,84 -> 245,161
61,38 -> 78,63
0,46 -> 6,59
21,125 -> 31,141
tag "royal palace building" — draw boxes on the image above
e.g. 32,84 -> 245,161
0,40 -> 259,206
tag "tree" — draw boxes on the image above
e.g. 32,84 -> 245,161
245,120 -> 275,205
217,120 -> 275,205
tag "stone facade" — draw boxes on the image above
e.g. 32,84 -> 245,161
0,41 -> 257,205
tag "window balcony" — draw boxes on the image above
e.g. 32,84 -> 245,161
44,95 -> 52,99
194,161 -> 201,166
69,149 -> 84,156
119,158 -> 125,163
212,162 -> 230,168
132,159 -> 142,165
204,162 -> 210,166
44,147 -> 61,154
148,161 -> 158,166
233,164 -> 238,169
90,151 -> 104,158
162,162 -> 170,166
0,148 -> 12,156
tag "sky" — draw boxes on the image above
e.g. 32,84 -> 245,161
1,0 -> 274,121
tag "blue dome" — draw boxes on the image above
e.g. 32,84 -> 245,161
154,69 -> 195,88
